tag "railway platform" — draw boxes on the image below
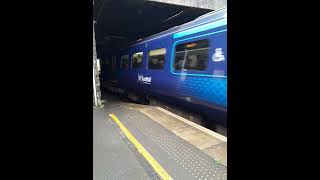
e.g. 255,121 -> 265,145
93,93 -> 227,180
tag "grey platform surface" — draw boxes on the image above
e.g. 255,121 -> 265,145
93,106 -> 153,180
95,93 -> 227,180
106,107 -> 227,180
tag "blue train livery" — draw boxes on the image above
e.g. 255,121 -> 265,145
102,7 -> 227,125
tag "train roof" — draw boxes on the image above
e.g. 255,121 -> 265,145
130,7 -> 227,47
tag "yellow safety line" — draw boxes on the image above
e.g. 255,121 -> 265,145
108,113 -> 172,180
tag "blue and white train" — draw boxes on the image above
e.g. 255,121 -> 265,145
102,7 -> 227,125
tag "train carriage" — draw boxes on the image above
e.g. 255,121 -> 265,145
102,7 -> 227,125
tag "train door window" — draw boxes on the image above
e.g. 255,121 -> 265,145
174,39 -> 209,71
132,52 -> 143,69
120,54 -> 129,69
148,48 -> 166,70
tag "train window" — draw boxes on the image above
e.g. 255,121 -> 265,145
120,54 -> 129,69
132,52 -> 143,69
174,39 -> 209,71
148,48 -> 166,70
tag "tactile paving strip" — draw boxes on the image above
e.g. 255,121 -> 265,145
107,107 -> 227,180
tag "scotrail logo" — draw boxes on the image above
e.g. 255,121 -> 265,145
138,74 -> 152,85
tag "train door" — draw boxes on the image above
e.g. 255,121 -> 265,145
144,39 -> 169,96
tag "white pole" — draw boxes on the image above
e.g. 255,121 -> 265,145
93,6 -> 98,107
93,65 -> 98,107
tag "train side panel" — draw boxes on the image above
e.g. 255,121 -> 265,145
105,9 -> 227,123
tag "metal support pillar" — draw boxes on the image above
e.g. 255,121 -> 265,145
93,21 -> 102,107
